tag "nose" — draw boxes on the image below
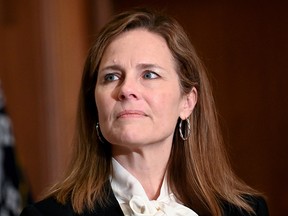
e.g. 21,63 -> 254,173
117,77 -> 139,101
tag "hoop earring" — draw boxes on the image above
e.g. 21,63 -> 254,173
96,122 -> 104,143
179,118 -> 191,141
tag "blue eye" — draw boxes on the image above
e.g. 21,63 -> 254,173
104,73 -> 119,82
143,71 -> 159,79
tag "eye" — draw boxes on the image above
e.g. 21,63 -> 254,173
104,73 -> 120,82
143,71 -> 159,79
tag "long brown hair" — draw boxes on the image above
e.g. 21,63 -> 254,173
49,8 -> 259,215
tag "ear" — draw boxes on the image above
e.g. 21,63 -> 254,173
179,87 -> 197,120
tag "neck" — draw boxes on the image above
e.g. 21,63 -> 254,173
112,143 -> 171,200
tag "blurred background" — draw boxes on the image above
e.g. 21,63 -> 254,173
0,0 -> 287,215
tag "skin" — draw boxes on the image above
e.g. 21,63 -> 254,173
95,29 -> 197,199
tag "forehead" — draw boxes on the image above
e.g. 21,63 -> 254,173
100,29 -> 176,69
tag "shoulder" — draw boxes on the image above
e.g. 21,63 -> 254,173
20,191 -> 124,216
20,197 -> 74,216
222,195 -> 269,216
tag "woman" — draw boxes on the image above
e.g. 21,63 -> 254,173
21,8 -> 269,216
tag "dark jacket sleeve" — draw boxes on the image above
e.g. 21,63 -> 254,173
222,195 -> 269,216
20,206 -> 43,216
253,196 -> 269,216
20,197 -> 74,216
20,189 -> 124,216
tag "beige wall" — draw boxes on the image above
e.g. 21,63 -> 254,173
0,0 -> 287,214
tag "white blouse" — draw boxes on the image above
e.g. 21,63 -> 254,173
110,158 -> 198,216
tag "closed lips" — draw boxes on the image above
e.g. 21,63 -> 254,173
117,110 -> 147,118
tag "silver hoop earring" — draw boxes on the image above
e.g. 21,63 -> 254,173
96,122 -> 104,143
179,118 -> 191,141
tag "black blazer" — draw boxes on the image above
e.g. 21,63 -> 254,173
20,186 -> 269,216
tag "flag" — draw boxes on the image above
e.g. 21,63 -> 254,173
0,83 -> 22,216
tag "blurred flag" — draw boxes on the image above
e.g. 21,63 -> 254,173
0,83 -> 22,216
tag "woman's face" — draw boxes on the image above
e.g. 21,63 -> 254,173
95,29 -> 196,151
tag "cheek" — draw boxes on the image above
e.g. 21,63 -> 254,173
95,93 -> 109,122
150,90 -> 182,116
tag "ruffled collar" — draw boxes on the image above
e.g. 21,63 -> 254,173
110,158 -> 198,216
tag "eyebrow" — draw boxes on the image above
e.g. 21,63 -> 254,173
136,63 -> 165,71
100,63 -> 165,73
99,65 -> 124,73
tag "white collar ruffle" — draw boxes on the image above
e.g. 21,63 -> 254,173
110,158 -> 198,216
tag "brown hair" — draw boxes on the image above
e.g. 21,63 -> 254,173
49,8 -> 259,215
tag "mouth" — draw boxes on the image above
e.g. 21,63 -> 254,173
116,110 -> 147,119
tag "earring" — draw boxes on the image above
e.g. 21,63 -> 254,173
96,122 -> 104,143
179,118 -> 191,141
